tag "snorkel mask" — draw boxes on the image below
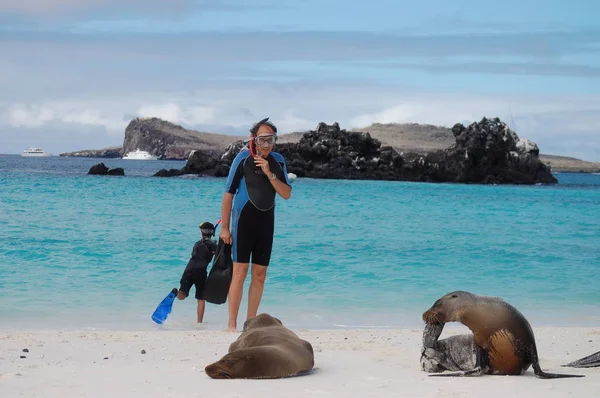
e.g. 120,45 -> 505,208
248,117 -> 278,157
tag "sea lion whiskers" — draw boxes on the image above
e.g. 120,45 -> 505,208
218,371 -> 232,379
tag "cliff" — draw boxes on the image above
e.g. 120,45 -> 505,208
60,118 -> 244,159
121,117 -> 242,160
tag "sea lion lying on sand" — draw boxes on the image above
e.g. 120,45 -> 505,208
205,313 -> 315,379
422,290 -> 585,378
420,323 -> 476,373
563,351 -> 600,368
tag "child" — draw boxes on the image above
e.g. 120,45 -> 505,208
176,221 -> 218,323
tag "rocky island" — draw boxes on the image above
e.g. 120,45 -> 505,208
62,116 -> 600,175
157,117 -> 557,185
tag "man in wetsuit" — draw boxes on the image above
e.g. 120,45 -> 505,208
176,221 -> 218,323
219,117 -> 292,332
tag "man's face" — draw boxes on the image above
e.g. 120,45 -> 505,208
254,124 -> 276,157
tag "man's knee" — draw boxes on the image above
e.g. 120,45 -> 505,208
232,262 -> 249,282
251,265 -> 267,284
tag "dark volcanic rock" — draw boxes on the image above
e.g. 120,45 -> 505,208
171,118 -> 558,185
107,168 -> 125,176
88,163 -> 109,175
87,163 -> 125,176
153,168 -> 185,177
426,117 -> 556,184
182,149 -> 220,174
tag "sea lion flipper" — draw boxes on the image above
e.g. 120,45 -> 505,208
428,366 -> 483,377
532,362 -> 585,378
562,351 -> 600,368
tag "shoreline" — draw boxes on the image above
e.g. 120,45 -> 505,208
2,307 -> 599,333
4,153 -> 600,174
2,326 -> 598,397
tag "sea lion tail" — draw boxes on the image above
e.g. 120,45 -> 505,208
532,362 -> 585,378
561,351 -> 600,368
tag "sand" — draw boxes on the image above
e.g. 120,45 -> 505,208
1,326 -> 599,398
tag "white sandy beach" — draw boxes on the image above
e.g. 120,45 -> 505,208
1,325 -> 599,398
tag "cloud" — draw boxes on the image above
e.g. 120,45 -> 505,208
1,18 -> 599,161
0,0 -> 188,16
3,29 -> 600,61
348,94 -> 600,161
348,94 -> 600,129
0,0 -> 120,13
137,103 -> 215,126
2,30 -> 598,107
1,84 -> 599,161
0,0 -> 271,20
4,102 -> 127,133
367,61 -> 600,78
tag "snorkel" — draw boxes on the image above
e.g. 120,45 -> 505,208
249,132 -> 257,157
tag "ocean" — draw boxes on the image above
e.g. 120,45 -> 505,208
1,154 -> 599,331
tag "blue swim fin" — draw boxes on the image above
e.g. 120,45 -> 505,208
151,288 -> 178,325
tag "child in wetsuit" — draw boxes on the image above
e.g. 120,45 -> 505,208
176,221 -> 218,323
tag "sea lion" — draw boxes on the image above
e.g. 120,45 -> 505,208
422,291 -> 584,379
420,323 -> 476,373
563,351 -> 600,368
204,313 -> 315,379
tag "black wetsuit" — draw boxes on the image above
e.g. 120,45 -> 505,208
224,150 -> 291,266
179,238 -> 218,300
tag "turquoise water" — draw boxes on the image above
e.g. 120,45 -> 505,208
1,155 -> 599,331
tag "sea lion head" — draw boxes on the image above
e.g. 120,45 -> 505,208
422,291 -> 477,324
205,351 -> 262,379
242,313 -> 283,331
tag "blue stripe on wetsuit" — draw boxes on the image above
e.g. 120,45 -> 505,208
225,151 -> 250,262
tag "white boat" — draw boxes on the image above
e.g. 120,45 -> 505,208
122,149 -> 158,160
287,172 -> 297,183
21,147 -> 52,157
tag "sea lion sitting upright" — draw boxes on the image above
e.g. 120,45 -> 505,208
204,313 -> 315,379
422,291 -> 584,379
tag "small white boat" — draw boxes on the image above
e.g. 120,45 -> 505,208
122,149 -> 158,160
21,147 -> 52,157
287,173 -> 297,183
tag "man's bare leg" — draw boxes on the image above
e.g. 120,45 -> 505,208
197,299 -> 205,323
227,262 -> 249,332
247,264 -> 267,321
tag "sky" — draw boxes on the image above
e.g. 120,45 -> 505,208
1,0 -> 599,160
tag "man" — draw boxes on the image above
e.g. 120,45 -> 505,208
176,221 -> 218,323
219,117 -> 292,332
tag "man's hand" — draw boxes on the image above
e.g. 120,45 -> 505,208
254,156 -> 271,176
220,228 -> 232,244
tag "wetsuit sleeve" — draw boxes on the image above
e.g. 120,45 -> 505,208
225,151 -> 246,194
271,152 -> 292,187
